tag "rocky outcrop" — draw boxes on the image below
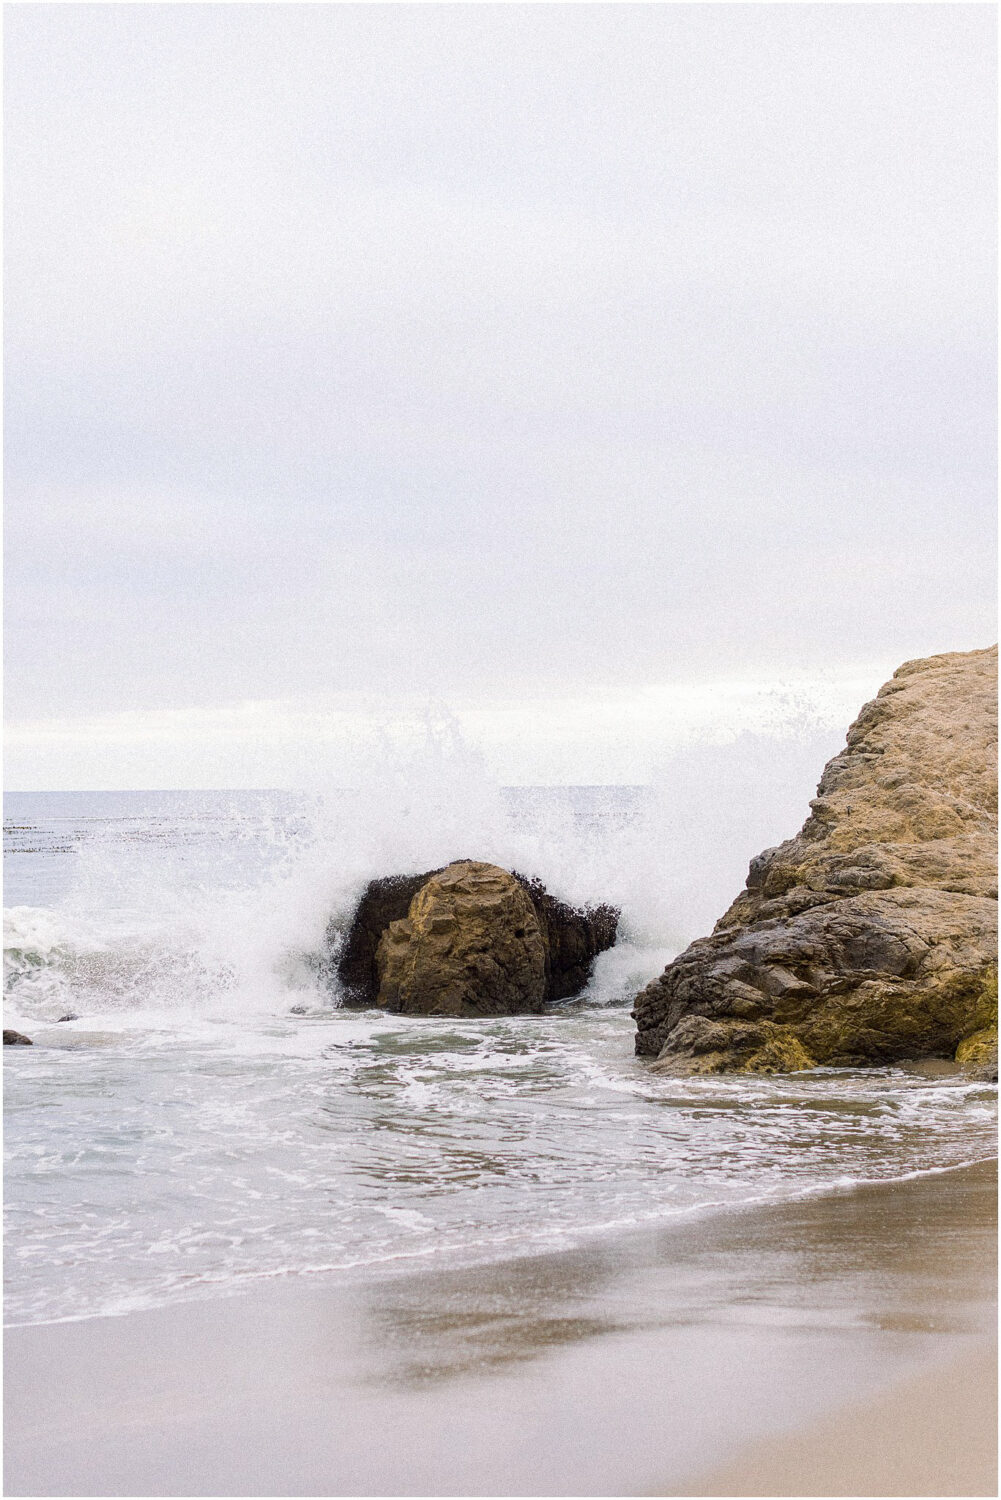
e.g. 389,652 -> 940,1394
633,647 -> 998,1076
4,1029 -> 33,1046
333,861 -> 618,1014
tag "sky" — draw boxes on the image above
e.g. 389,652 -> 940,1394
5,3 -> 997,788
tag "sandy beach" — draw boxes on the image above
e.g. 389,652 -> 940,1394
5,1159 -> 996,1497
684,1341 -> 997,1497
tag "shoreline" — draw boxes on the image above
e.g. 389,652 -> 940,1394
6,1151 -> 995,1335
5,1158 -> 996,1497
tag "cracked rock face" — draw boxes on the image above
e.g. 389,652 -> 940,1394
376,861 -> 548,1017
333,861 -> 618,1015
633,646 -> 998,1077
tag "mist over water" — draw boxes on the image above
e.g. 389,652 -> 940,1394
5,724 -> 996,1327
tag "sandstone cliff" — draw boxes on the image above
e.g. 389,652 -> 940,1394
633,647 -> 998,1078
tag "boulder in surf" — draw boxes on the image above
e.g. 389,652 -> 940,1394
333,860 -> 618,1014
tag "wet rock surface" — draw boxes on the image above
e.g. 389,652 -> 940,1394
633,646 -> 998,1075
4,1030 -> 33,1046
334,861 -> 618,1014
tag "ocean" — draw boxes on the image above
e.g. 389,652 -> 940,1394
5,767 -> 997,1330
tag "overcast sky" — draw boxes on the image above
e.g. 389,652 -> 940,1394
5,4 -> 996,787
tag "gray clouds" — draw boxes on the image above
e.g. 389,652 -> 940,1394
5,4 -> 996,738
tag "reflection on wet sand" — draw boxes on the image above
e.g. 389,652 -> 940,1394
356,1160 -> 996,1391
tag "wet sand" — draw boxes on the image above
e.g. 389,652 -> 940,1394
5,1160 -> 996,1497
684,1341 -> 997,1497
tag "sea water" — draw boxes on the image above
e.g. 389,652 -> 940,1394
5,742 -> 997,1328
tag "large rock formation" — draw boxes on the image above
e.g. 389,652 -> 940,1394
633,647 -> 998,1077
333,860 -> 618,1015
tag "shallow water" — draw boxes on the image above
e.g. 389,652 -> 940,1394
5,786 -> 997,1328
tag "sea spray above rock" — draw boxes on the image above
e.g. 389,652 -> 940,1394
332,860 -> 618,1015
632,646 -> 998,1077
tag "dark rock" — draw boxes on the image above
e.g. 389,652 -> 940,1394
517,876 -> 619,1002
57,1014 -> 78,1023
4,1029 -> 33,1046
